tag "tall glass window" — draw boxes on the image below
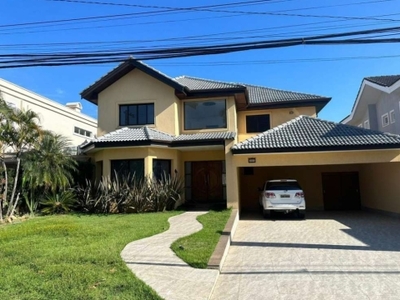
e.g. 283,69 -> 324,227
184,100 -> 226,130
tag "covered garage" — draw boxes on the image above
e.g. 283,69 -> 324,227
230,116 -> 400,216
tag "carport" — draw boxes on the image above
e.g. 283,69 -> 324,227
229,116 -> 400,217
238,162 -> 400,213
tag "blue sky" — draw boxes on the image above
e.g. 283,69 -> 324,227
1,0 -> 400,122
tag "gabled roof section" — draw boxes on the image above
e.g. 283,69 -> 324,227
232,115 -> 400,154
80,126 -> 235,151
174,76 -> 330,112
81,58 -> 186,103
365,75 -> 400,87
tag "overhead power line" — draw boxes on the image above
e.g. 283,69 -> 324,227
1,25 -> 400,69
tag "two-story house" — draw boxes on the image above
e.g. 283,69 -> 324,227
342,75 -> 400,134
0,78 -> 97,152
80,59 -> 400,216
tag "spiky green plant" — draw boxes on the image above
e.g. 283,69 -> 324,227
40,190 -> 76,214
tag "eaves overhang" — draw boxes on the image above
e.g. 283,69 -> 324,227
80,59 -> 187,104
231,144 -> 400,155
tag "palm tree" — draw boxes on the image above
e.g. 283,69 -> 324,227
0,98 -> 42,220
22,132 -> 78,213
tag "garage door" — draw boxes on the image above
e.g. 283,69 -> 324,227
322,172 -> 361,210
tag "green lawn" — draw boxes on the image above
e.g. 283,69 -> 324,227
0,212 -> 180,300
171,209 -> 231,268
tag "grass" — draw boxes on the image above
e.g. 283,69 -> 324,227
170,209 -> 231,268
0,212 -> 180,300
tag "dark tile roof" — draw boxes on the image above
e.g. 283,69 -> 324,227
365,75 -> 400,87
232,116 -> 400,153
81,59 -> 185,103
174,76 -> 328,106
174,76 -> 243,90
245,84 -> 326,105
94,126 -> 174,143
81,126 -> 235,150
174,131 -> 236,142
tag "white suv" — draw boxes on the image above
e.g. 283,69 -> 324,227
259,179 -> 306,219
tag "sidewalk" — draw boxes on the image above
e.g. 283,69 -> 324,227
121,212 -> 219,300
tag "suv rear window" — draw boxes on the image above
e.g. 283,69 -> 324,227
265,181 -> 301,190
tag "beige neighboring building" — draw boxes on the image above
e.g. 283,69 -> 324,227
79,59 -> 400,217
0,78 -> 97,152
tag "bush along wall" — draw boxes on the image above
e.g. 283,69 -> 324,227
73,173 -> 184,214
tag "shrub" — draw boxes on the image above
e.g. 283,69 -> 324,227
74,174 -> 184,214
41,190 -> 76,215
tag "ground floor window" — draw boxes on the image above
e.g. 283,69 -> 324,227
153,159 -> 171,181
111,159 -> 144,180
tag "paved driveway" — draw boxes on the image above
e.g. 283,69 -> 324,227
211,211 -> 400,300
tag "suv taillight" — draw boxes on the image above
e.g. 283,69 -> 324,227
295,192 -> 304,198
265,192 -> 276,198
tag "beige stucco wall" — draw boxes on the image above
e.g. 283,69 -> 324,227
97,69 -> 179,136
0,78 -> 97,147
359,162 -> 400,214
92,146 -> 181,178
239,164 -> 362,211
237,106 -> 316,142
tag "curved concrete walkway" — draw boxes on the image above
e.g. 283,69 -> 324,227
121,212 -> 219,300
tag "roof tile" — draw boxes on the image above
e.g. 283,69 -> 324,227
365,75 -> 400,87
232,116 -> 400,152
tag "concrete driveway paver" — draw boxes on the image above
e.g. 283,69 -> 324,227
211,211 -> 400,300
121,212 -> 219,300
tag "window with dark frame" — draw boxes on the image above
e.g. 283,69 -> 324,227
184,100 -> 226,130
119,103 -> 154,126
246,114 -> 270,133
153,159 -> 171,181
111,159 -> 144,180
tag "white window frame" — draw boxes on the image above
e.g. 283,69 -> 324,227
358,124 -> 363,128
390,110 -> 395,124
364,120 -> 370,129
382,113 -> 390,127
74,126 -> 92,138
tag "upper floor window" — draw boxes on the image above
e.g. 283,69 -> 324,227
184,100 -> 226,130
390,110 -> 395,124
382,113 -> 389,127
119,103 -> 154,126
364,120 -> 369,129
246,114 -> 271,133
74,126 -> 92,137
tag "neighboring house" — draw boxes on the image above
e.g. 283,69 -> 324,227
0,78 -> 97,152
342,75 -> 400,134
80,59 -> 400,216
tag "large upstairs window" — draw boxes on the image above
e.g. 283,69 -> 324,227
184,100 -> 226,130
246,114 -> 270,133
119,103 -> 154,126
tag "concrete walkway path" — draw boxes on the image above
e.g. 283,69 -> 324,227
121,212 -> 219,300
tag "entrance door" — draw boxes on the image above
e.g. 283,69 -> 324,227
192,161 -> 223,202
322,172 -> 361,210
